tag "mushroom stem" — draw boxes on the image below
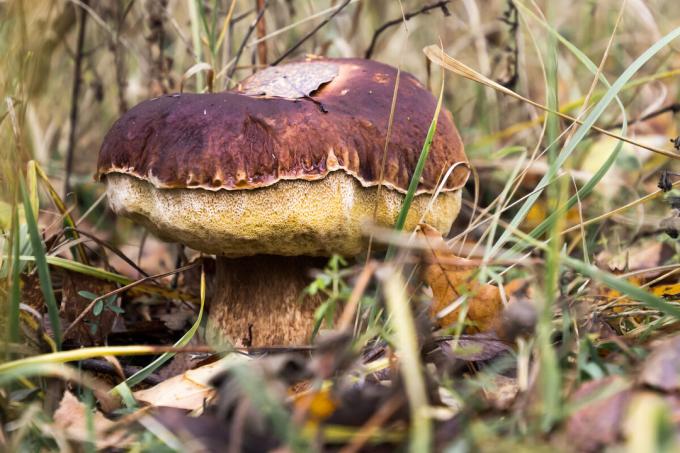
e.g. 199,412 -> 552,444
207,255 -> 328,346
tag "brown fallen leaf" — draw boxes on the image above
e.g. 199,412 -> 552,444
418,223 -> 503,332
565,376 -> 632,453
135,362 -> 219,411
639,334 -> 680,392
53,391 -> 131,449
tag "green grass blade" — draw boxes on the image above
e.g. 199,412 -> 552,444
539,3 -> 562,429
24,255 -> 133,284
19,176 -> 61,349
527,139 -> 624,242
0,345 -> 190,375
0,363 -> 91,386
34,161 -> 88,263
188,0 -> 204,91
385,76 -> 445,260
25,161 -> 39,221
383,268 -> 432,452
9,206 -> 21,343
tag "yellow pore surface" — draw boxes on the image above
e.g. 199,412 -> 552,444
106,171 -> 462,257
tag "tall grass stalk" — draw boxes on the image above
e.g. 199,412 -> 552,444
383,267 -> 432,452
9,204 -> 21,343
19,175 -> 61,349
537,1 -> 562,431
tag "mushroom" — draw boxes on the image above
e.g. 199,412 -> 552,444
96,57 -> 469,346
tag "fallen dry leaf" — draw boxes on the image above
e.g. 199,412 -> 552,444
53,391 -> 131,449
639,334 -> 680,392
20,272 -> 45,312
418,223 -> 503,332
135,354 -> 250,411
292,387 -> 338,424
135,361 -> 220,411
239,60 -> 338,99
651,281 -> 680,300
565,376 -> 632,453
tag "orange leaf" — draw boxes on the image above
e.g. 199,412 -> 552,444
418,223 -> 503,332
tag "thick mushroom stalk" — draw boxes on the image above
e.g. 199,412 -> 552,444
208,255 -> 326,346
97,57 -> 469,346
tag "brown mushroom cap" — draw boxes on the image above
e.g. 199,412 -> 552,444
97,57 -> 469,257
97,58 -> 468,194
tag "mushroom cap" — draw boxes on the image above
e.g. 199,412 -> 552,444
97,57 -> 468,194
97,57 -> 469,256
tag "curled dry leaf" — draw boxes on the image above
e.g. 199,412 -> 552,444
135,354 -> 250,411
134,360 -> 222,411
418,223 -> 503,332
53,391 -> 131,449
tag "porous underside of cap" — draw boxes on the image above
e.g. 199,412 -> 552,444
106,172 -> 461,257
97,58 -> 469,195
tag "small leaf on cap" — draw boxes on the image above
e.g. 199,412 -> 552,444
240,61 -> 338,99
